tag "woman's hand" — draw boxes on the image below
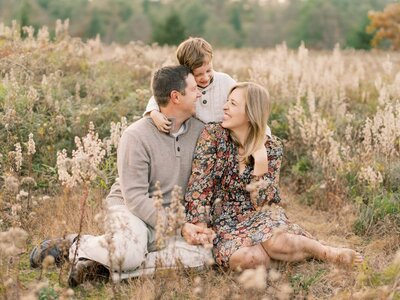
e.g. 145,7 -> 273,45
150,110 -> 172,133
252,140 -> 268,176
181,222 -> 216,245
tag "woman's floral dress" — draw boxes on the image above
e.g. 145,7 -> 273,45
185,123 -> 312,268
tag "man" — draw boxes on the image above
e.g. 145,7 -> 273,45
30,65 -> 215,286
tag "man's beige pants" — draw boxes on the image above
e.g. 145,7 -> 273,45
68,204 -> 213,282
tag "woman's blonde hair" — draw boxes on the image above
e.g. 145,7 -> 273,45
229,82 -> 271,163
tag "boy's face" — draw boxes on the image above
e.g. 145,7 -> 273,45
192,61 -> 214,88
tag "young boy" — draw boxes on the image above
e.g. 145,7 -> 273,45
144,37 -> 236,132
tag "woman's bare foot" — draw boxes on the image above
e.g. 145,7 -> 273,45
325,247 -> 363,267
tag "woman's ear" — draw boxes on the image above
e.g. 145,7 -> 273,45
170,90 -> 180,104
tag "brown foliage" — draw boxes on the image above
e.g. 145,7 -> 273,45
367,3 -> 400,50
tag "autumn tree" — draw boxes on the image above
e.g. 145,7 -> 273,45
367,3 -> 400,50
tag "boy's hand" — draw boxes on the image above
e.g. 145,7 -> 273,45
150,110 -> 172,133
182,223 -> 216,246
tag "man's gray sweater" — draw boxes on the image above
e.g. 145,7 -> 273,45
105,116 -> 205,229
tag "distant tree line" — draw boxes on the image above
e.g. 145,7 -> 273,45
0,0 -> 395,49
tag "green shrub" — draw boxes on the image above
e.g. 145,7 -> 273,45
353,192 -> 400,235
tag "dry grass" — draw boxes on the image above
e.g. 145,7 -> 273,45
0,21 -> 399,299
4,186 -> 393,299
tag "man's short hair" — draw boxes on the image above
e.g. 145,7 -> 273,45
152,65 -> 191,107
176,37 -> 213,71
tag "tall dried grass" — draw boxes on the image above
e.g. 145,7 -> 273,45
0,20 -> 399,298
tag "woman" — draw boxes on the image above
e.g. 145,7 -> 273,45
183,82 -> 363,270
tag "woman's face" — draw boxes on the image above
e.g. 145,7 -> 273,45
221,88 -> 249,131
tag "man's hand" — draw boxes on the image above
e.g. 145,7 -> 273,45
150,110 -> 172,133
181,223 -> 216,246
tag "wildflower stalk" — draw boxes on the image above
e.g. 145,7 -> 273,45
26,133 -> 36,210
69,182 -> 89,275
154,181 -> 165,250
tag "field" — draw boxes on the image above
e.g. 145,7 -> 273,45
0,21 -> 399,299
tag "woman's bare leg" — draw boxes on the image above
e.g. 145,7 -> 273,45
261,232 -> 363,266
229,244 -> 271,270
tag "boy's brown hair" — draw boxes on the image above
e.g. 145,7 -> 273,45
176,37 -> 213,71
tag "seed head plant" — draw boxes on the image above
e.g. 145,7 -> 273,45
0,18 -> 399,298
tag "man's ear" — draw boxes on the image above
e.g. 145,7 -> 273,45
170,90 -> 180,104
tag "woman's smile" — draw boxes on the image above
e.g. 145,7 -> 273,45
223,112 -> 231,120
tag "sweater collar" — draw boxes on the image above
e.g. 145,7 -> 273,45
146,116 -> 193,137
